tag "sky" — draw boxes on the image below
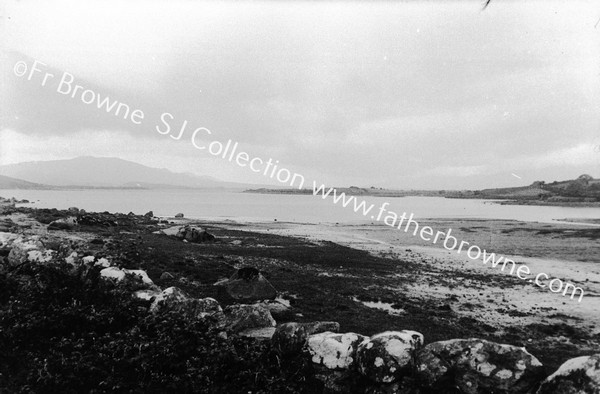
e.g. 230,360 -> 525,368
1,0 -> 599,189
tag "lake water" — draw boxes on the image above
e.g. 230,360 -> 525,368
2,189 -> 599,225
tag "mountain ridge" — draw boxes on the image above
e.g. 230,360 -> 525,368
0,156 -> 264,189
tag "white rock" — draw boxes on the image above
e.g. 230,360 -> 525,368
308,332 -> 368,370
99,267 -> 154,285
94,258 -> 111,268
28,249 -> 55,263
160,226 -> 183,236
537,354 -> 600,393
134,289 -> 162,301
7,236 -> 46,266
149,286 -> 189,312
356,330 -> 424,383
126,269 -> 154,285
100,267 -> 127,281
0,232 -> 18,247
65,251 -> 78,266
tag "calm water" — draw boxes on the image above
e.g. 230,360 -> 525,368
2,189 -> 599,225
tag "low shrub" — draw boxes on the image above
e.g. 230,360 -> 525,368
0,262 -> 310,393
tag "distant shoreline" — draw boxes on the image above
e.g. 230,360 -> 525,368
244,187 -> 600,208
493,200 -> 600,207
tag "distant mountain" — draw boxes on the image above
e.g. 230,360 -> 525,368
0,156 -> 256,189
0,174 -> 48,189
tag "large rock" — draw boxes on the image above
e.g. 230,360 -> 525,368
6,236 -> 50,267
100,267 -> 154,288
0,232 -> 19,248
147,286 -> 189,311
259,298 -> 291,319
356,331 -> 424,383
47,216 -> 78,230
223,304 -> 276,333
147,286 -> 224,321
537,353 -> 600,394
224,266 -> 277,301
308,332 -> 368,370
154,226 -> 181,236
417,338 -> 545,394
272,321 -> 341,355
176,225 -> 215,243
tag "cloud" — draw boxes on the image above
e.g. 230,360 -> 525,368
2,0 -> 599,188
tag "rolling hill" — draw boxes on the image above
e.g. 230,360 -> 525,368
0,156 -> 254,189
0,174 -> 49,189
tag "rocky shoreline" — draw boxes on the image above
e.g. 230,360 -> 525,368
0,195 -> 598,393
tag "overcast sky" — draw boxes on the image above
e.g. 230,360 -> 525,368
1,0 -> 599,189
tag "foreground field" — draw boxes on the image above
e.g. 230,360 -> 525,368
1,203 -> 599,392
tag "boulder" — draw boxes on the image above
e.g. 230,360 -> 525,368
144,211 -> 154,218
223,304 -> 276,333
187,297 -> 223,319
100,267 -> 154,287
64,251 -> 80,266
536,353 -> 600,394
0,232 -> 19,248
308,332 -> 368,370
148,286 -> 189,312
94,258 -> 111,268
416,338 -> 545,394
259,298 -> 291,318
124,269 -> 154,285
100,266 -> 127,282
27,249 -> 55,264
357,331 -> 424,383
148,287 -> 223,321
82,256 -> 96,264
47,216 -> 78,231
175,213 -> 184,218
154,226 -> 181,236
67,207 -> 80,214
224,266 -> 277,301
272,321 -> 341,355
7,236 -> 47,267
134,289 -> 162,301
176,225 -> 215,243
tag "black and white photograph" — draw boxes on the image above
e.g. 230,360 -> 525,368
1,0 -> 599,392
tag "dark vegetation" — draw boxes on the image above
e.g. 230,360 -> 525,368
0,261 -> 311,393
